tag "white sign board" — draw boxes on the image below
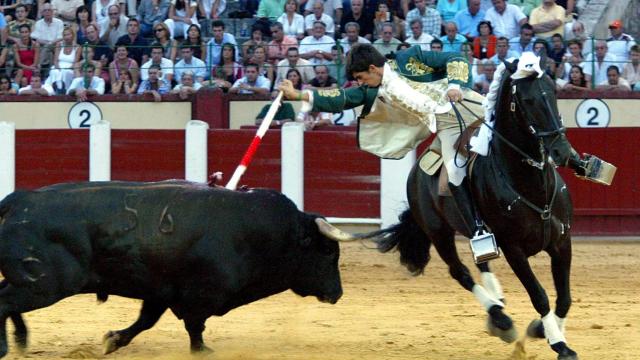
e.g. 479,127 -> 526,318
575,99 -> 610,128
68,102 -> 103,129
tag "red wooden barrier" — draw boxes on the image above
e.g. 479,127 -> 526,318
11,128 -> 640,235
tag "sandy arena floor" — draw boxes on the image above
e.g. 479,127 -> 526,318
3,239 -> 639,360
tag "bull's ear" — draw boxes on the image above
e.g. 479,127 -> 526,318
299,236 -> 312,247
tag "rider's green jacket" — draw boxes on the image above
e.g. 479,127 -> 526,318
308,45 -> 472,117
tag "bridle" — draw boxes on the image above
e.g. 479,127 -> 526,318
453,74 -> 569,247
455,74 -> 567,170
510,77 -> 567,167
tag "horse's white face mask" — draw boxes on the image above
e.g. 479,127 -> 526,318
510,52 -> 544,80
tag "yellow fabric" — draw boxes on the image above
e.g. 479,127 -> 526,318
529,4 -> 565,38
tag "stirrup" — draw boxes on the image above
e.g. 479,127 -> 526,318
469,224 -> 500,264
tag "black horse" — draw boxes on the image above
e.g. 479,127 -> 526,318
372,61 -> 579,360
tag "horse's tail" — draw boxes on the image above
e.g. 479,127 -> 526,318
370,209 -> 431,276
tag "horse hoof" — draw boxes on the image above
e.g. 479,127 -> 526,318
102,331 -> 121,355
558,354 -> 579,360
190,344 -> 213,354
551,341 -> 578,360
526,319 -> 545,339
486,316 -> 518,343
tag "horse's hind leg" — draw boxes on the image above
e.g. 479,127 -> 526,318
476,262 -> 505,304
503,246 -> 577,360
429,231 -> 516,343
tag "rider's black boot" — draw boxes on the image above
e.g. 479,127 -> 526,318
450,179 -> 499,263
448,179 -> 480,238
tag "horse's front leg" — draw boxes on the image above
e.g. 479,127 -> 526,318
503,246 -> 578,360
527,241 -> 573,341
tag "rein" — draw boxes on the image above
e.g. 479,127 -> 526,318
453,101 -> 546,170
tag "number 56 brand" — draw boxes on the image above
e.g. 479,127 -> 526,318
68,102 -> 103,129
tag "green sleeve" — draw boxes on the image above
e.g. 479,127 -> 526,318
311,86 -> 372,113
278,103 -> 295,120
256,103 -> 296,121
255,105 -> 270,120
416,49 -> 473,88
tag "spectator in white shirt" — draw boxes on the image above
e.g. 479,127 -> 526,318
304,0 -> 343,28
18,73 -> 54,96
299,21 -> 335,66
174,45 -> 206,82
99,4 -> 129,47
51,0 -> 84,24
141,43 -> 175,82
583,40 -> 619,86
164,0 -> 199,40
198,0 -> 226,21
277,0 -> 305,40
275,46 -> 315,86
606,19 -> 636,63
230,63 -> 271,95
483,0 -> 527,39
171,70 -> 202,99
304,2 -> 335,36
30,3 -> 64,67
596,65 -> 631,91
404,0 -> 442,37
405,18 -> 433,51
622,45 -> 640,88
339,22 -> 371,55
67,63 -> 106,101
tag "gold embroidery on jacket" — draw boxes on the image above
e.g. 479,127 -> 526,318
447,61 -> 469,82
402,77 -> 449,105
318,88 -> 341,97
406,57 -> 434,76
387,59 -> 398,71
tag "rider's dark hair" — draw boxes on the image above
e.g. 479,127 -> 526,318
346,43 -> 386,80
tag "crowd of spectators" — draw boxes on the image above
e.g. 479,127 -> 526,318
0,0 -> 638,109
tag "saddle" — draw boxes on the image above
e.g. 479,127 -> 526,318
418,121 -> 483,197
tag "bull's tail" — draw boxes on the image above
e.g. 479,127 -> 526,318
369,209 -> 431,276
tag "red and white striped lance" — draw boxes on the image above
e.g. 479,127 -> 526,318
225,91 -> 284,190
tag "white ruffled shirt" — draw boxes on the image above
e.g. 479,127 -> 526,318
303,63 -> 459,132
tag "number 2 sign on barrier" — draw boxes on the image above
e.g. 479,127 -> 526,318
575,99 -> 610,128
68,102 -> 103,129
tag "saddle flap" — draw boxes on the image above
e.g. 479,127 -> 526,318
418,150 -> 451,196
418,149 -> 443,176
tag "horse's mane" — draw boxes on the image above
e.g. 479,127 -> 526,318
493,62 -> 515,126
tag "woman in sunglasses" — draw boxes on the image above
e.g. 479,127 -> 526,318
153,22 -> 178,62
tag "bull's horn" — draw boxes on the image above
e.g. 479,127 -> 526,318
315,218 -> 358,242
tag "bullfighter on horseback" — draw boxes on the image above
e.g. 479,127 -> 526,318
279,43 -> 491,239
278,44 -> 612,247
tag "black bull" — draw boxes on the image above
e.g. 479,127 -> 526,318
0,181 -> 350,356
